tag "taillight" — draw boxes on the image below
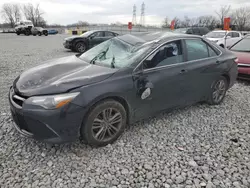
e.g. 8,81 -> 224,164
234,58 -> 239,64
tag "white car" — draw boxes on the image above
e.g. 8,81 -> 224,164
204,30 -> 243,49
15,20 -> 34,36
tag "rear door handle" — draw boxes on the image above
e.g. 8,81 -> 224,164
180,69 -> 187,74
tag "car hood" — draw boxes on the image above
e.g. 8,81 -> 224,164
65,36 -> 85,41
14,55 -> 117,97
231,51 -> 250,64
206,37 -> 222,41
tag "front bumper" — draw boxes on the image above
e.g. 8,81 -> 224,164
63,41 -> 73,49
9,87 -> 86,144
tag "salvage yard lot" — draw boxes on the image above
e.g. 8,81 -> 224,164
0,34 -> 250,187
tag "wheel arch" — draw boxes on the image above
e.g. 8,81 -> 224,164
82,94 -> 132,126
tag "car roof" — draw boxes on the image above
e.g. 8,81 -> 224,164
118,32 -> 202,46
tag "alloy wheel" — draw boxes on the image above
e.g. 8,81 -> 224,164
212,79 -> 226,103
76,43 -> 86,53
92,108 -> 122,142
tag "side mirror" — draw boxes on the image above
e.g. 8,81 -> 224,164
89,35 -> 95,39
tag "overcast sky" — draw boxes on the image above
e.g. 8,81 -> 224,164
1,0 -> 250,26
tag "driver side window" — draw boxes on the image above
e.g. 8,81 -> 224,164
143,40 -> 184,69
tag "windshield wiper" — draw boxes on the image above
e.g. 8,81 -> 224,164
111,56 -> 115,68
89,47 -> 110,64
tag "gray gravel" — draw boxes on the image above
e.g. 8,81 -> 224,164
1,33 -> 250,188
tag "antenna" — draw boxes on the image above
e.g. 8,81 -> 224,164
139,2 -> 145,26
132,4 -> 137,25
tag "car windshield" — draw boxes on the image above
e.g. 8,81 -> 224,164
80,31 -> 96,37
79,37 -> 153,68
205,31 -> 226,38
230,37 -> 250,52
173,28 -> 188,33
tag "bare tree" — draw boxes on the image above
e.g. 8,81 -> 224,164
172,17 -> 181,29
197,15 -> 219,30
215,5 -> 231,29
1,3 -> 21,27
23,3 -> 45,26
162,17 -> 170,28
230,7 -> 250,31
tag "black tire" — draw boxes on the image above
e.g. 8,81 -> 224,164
81,100 -> 127,147
207,76 -> 228,105
38,32 -> 42,36
75,42 -> 86,53
16,32 -> 20,35
44,31 -> 48,36
33,34 -> 36,36
25,30 -> 30,36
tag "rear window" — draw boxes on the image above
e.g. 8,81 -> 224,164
230,38 -> 250,52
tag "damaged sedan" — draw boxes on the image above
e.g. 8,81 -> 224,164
9,32 -> 238,146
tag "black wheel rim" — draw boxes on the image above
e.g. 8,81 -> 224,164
213,80 -> 226,103
92,108 -> 122,142
77,43 -> 85,53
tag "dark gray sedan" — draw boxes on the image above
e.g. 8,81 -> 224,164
9,32 -> 238,146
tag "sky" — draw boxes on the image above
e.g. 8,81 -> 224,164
0,0 -> 250,26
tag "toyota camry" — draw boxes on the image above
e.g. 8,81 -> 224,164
9,32 -> 238,147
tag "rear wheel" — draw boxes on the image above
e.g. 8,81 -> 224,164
75,42 -> 86,53
38,32 -> 42,36
81,100 -> 127,147
207,76 -> 228,105
44,31 -> 48,36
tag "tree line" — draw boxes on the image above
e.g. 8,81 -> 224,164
162,5 -> 250,31
1,3 -> 46,27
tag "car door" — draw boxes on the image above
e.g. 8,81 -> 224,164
231,32 -> 242,47
89,31 -> 105,48
182,38 -> 223,104
132,40 -> 191,115
104,31 -> 116,40
225,32 -> 234,47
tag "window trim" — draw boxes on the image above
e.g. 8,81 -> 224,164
133,38 -> 222,73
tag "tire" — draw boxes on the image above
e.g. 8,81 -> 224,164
16,32 -> 20,35
38,32 -> 42,36
207,76 -> 228,105
44,31 -> 48,36
219,44 -> 224,48
25,30 -> 30,36
75,42 -> 86,53
81,100 -> 127,147
33,34 -> 36,36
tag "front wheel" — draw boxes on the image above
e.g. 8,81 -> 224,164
75,42 -> 86,53
207,76 -> 228,105
81,100 -> 127,147
38,32 -> 42,36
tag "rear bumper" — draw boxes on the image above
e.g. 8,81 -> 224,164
9,87 -> 86,144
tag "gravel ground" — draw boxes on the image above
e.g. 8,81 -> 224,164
0,34 -> 250,188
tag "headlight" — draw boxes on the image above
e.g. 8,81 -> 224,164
27,92 -> 80,109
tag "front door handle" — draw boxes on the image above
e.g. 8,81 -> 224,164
180,69 -> 187,74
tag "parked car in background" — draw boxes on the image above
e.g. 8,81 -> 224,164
31,27 -> 48,36
204,30 -> 243,48
230,35 -> 250,80
15,20 -> 34,36
63,30 -> 119,53
48,29 -> 58,35
173,27 -> 210,36
9,33 -> 238,146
